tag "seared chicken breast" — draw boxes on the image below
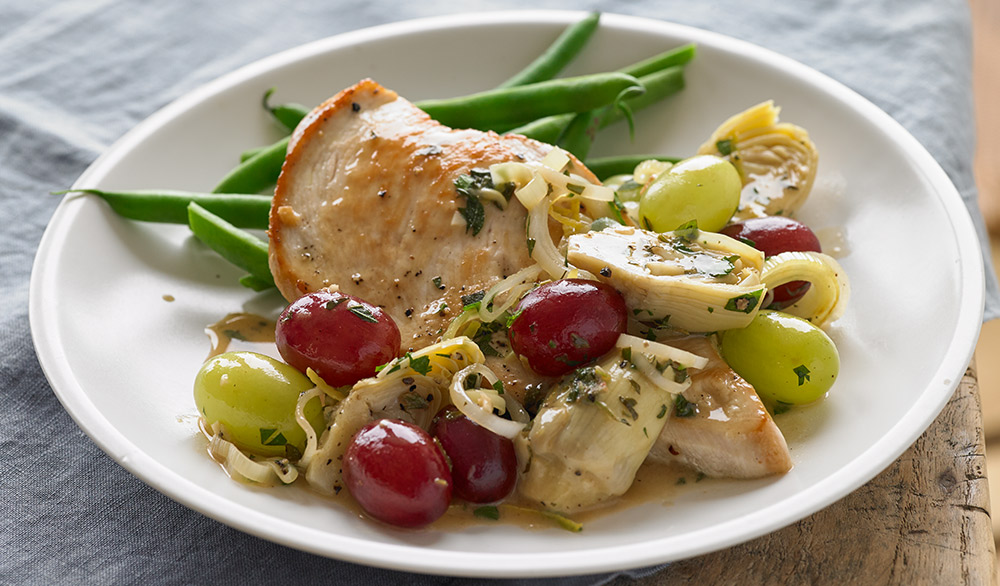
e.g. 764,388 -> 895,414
269,79 -> 590,354
649,336 -> 793,478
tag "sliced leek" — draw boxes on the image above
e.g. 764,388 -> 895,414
450,364 -> 530,439
760,251 -> 849,328
207,422 -> 298,485
567,225 -> 767,332
697,100 -> 818,220
615,333 -> 709,371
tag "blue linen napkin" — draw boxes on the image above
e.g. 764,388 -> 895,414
1,0 -> 994,584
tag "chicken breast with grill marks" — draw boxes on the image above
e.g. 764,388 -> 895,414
268,79 -> 592,399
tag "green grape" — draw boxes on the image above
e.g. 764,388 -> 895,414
193,351 -> 325,456
638,154 -> 740,232
719,310 -> 839,406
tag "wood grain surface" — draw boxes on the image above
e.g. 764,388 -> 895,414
621,362 -> 995,585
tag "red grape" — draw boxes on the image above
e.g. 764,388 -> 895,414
431,406 -> 517,503
275,290 -> 400,387
342,419 -> 452,528
720,217 -> 822,309
508,279 -> 627,376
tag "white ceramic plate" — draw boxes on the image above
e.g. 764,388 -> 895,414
30,11 -> 984,578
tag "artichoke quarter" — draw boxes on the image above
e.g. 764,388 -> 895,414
516,340 -> 704,513
567,225 -> 766,333
697,100 -> 818,220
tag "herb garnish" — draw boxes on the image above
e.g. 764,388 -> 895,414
324,297 -> 347,310
724,289 -> 763,314
407,353 -> 432,376
619,396 -> 639,421
673,220 -> 699,241
259,428 -> 288,446
461,290 -> 485,309
673,394 -> 696,417
716,139 -> 734,156
474,505 -> 500,521
454,169 -> 510,236
793,364 -> 811,386
608,192 -> 627,224
348,303 -> 379,323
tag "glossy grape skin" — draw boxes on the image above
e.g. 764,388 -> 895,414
638,155 -> 741,232
720,217 -> 822,309
342,419 -> 452,528
719,310 -> 839,405
193,351 -> 325,456
508,279 -> 628,377
276,290 -> 400,387
430,406 -> 517,503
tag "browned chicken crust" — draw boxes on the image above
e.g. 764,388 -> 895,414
270,79 -> 560,347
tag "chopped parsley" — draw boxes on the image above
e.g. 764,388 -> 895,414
619,396 -> 639,421
454,169 -> 512,236
259,428 -> 288,446
724,289 -> 763,314
461,290 -> 485,309
324,297 -> 347,310
793,364 -> 811,386
608,192 -> 627,224
348,303 -> 379,323
716,138 -> 735,156
673,220 -> 699,241
407,353 -> 432,376
673,394 -> 696,418
473,505 -> 500,521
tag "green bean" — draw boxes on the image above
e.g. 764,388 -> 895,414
415,72 -> 642,131
505,113 -> 575,143
619,43 -> 696,78
239,273 -> 276,292
240,145 -> 265,162
212,136 -> 289,194
506,44 -> 695,142
596,66 -> 685,129
262,88 -> 309,131
187,202 -> 274,288
497,12 -> 601,88
558,66 -> 686,158
57,188 -> 271,228
583,154 -> 680,181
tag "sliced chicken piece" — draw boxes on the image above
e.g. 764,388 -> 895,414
270,80 -> 595,382
648,336 -> 793,478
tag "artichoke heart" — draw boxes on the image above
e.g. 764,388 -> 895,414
567,225 -> 766,332
305,337 -> 485,494
517,350 -> 693,513
697,100 -> 818,220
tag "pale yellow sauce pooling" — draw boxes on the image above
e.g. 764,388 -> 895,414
205,313 -> 277,358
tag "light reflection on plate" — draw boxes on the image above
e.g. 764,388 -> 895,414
29,11 -> 983,577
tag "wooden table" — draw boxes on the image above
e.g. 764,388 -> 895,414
624,360 -> 995,585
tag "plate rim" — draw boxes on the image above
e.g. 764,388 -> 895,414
28,9 -> 986,577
